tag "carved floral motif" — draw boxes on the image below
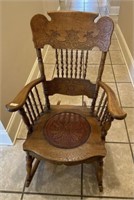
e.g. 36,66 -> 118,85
44,112 -> 91,149
31,13 -> 114,51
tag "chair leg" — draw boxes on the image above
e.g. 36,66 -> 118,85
25,153 -> 40,187
96,158 -> 103,192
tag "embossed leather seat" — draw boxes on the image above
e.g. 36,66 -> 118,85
6,11 -> 126,192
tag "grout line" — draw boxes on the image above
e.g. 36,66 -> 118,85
121,106 -> 134,108
106,141 -> 131,144
22,191 -> 81,197
1,190 -> 133,199
0,190 -> 23,194
20,181 -> 26,200
83,195 -> 134,199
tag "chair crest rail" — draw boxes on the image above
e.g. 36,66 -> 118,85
31,12 -> 114,51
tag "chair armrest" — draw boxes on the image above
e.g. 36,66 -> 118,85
6,78 -> 43,112
99,81 -> 127,120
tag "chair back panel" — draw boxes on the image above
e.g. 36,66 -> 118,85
31,12 -> 114,109
46,78 -> 96,98
55,49 -> 91,79
31,12 -> 114,51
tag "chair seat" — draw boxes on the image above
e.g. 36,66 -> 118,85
23,105 -> 106,164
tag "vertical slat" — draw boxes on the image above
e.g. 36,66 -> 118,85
75,50 -> 78,78
30,90 -> 40,117
55,49 -> 59,77
79,50 -> 83,78
98,97 -> 107,120
66,49 -> 69,77
96,91 -> 105,116
25,101 -> 34,124
100,106 -> 108,124
70,49 -> 73,78
35,86 -> 44,113
83,50 -> 89,79
19,107 -> 32,133
27,96 -> 37,121
60,49 -> 64,77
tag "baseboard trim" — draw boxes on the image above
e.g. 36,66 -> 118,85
115,24 -> 134,86
4,46 -> 49,145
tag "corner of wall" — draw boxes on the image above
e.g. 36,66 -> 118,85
0,121 -> 13,145
115,24 -> 134,86
4,46 -> 50,145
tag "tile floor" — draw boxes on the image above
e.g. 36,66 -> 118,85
1,0 -> 134,199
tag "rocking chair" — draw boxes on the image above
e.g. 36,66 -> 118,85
6,11 -> 126,192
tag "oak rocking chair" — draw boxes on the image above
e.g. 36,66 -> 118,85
6,11 -> 127,192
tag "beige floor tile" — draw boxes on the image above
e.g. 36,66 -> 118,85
17,122 -> 27,139
124,108 -> 134,143
0,193 -> 22,200
44,49 -> 56,64
86,65 -> 115,83
101,65 -> 115,82
111,32 -> 117,40
49,94 -> 82,106
0,140 -> 26,191
23,194 -> 80,200
113,65 -> 131,82
110,51 -> 125,65
105,82 -> 120,102
117,83 -> 134,107
25,161 -> 81,195
88,51 -> 111,65
83,82 -> 120,107
45,64 -> 55,80
107,119 -> 128,143
83,143 -> 134,197
109,40 -> 121,51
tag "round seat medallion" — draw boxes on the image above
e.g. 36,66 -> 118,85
43,112 -> 91,149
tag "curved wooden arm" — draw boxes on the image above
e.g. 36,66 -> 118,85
6,78 -> 43,112
99,81 -> 127,120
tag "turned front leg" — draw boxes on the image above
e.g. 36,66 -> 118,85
25,153 -> 33,187
96,158 -> 104,192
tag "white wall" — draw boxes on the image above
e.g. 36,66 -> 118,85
0,0 -> 59,144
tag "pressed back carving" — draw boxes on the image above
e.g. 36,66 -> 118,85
31,11 -> 114,51
31,12 -> 114,110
